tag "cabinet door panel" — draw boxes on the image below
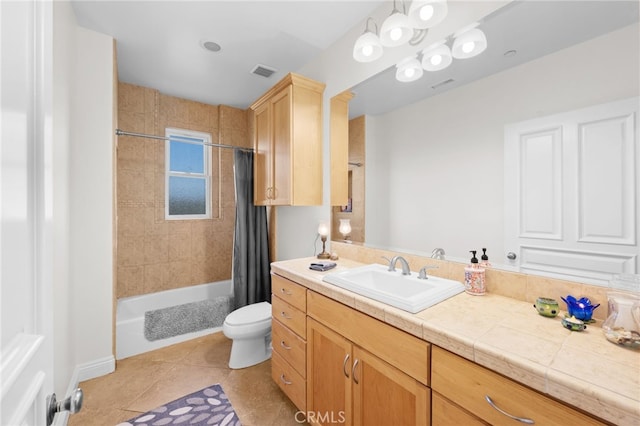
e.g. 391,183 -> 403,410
253,102 -> 271,205
352,346 -> 429,426
307,318 -> 352,426
271,86 -> 292,205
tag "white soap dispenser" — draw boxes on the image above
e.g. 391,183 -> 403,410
464,250 -> 486,295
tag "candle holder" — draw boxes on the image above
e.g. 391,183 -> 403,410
339,218 -> 352,243
317,221 -> 330,259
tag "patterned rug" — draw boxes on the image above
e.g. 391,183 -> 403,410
118,383 -> 241,426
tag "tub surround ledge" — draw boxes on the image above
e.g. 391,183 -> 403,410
271,257 -> 640,425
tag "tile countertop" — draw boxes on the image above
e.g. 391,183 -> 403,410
271,257 -> 640,426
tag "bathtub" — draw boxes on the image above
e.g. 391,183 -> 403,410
116,280 -> 233,359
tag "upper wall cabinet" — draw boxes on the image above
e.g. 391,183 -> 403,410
250,73 -> 325,206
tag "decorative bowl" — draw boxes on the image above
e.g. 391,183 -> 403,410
562,316 -> 587,332
533,297 -> 559,318
561,295 -> 600,322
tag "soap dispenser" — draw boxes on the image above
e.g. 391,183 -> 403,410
480,248 -> 491,268
464,250 -> 486,295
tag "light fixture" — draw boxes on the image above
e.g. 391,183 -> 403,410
338,219 -> 352,243
408,0 -> 448,29
317,221 -> 330,259
379,0 -> 413,47
353,18 -> 383,63
396,55 -> 423,82
421,40 -> 452,71
452,23 -> 487,59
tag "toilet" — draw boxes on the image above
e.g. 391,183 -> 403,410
222,301 -> 272,369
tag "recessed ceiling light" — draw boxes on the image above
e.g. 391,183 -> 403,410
201,40 -> 221,53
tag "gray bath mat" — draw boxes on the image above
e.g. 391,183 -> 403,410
144,296 -> 233,341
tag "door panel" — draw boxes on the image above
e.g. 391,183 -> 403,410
352,346 -> 429,426
1,1 -> 55,424
504,97 -> 639,285
306,318 -> 351,426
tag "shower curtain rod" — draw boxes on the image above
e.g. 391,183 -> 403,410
115,129 -> 254,152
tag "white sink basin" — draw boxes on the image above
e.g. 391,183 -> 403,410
322,264 -> 464,313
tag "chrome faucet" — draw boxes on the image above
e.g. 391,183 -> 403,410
382,255 -> 411,275
431,248 -> 445,260
418,265 -> 439,279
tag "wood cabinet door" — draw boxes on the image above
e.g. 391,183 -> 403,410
270,86 -> 292,205
307,318 -> 352,426
253,101 -> 271,205
352,346 -> 429,426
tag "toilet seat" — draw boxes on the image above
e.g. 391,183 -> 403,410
224,301 -> 271,326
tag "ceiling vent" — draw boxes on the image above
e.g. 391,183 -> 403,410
431,78 -> 455,90
250,64 -> 277,78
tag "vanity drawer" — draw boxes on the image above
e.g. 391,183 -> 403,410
272,273 -> 306,311
272,318 -> 306,378
272,295 -> 306,338
431,346 -> 605,426
272,350 -> 306,411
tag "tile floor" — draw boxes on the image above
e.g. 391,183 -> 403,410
69,332 -> 305,426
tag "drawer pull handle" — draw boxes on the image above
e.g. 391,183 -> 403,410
280,340 -> 291,350
352,359 -> 360,384
485,395 -> 534,424
343,354 -> 350,378
280,288 -> 292,295
280,311 -> 292,319
280,374 -> 292,385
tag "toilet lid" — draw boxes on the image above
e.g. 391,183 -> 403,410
225,301 -> 271,326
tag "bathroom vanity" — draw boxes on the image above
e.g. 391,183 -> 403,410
270,257 -> 639,426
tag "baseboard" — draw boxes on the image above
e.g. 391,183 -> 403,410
77,355 -> 115,382
54,355 -> 114,426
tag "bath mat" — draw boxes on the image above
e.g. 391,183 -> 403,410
144,296 -> 233,341
118,383 -> 241,426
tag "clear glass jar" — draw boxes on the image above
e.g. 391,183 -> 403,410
603,274 -> 640,348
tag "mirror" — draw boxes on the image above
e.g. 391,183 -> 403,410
331,0 -> 639,283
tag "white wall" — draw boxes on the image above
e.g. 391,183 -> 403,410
277,1 -> 507,260
69,27 -> 114,377
365,23 -> 639,263
52,0 -> 76,397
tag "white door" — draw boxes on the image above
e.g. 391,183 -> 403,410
504,97 -> 639,286
1,1 -> 56,425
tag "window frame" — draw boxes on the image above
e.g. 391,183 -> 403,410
165,127 -> 212,220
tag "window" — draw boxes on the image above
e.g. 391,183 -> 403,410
165,128 -> 212,219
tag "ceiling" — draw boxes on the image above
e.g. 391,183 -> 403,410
71,1 -> 638,114
71,0 -> 385,109
349,0 -> 640,118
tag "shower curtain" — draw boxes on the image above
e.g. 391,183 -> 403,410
232,149 -> 271,309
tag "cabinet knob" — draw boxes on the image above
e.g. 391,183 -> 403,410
280,288 -> 292,295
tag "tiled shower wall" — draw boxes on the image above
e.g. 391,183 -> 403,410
116,82 -> 250,299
